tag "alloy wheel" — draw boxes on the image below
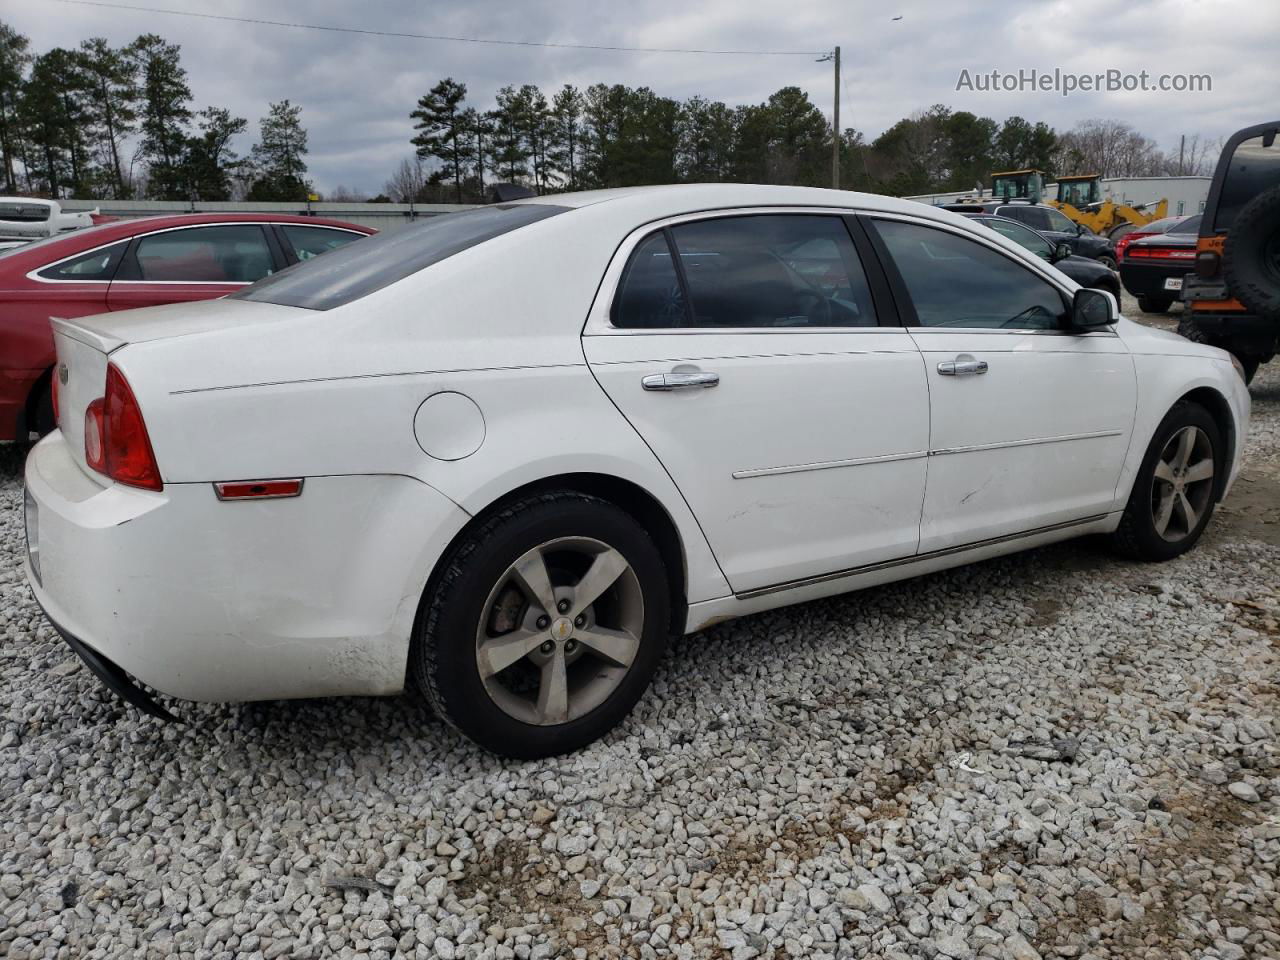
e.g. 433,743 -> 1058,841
1149,425 -> 1215,542
475,537 -> 644,726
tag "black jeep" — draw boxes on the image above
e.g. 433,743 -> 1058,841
1180,120 -> 1280,383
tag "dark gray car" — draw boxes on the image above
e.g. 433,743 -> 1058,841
964,214 -> 1121,298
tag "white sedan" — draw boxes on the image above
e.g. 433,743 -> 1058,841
23,185 -> 1250,757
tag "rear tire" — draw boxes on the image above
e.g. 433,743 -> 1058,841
411,491 -> 670,758
1137,294 -> 1173,314
1097,254 -> 1118,272
1223,185 -> 1280,322
1111,402 -> 1221,561
30,377 -> 54,438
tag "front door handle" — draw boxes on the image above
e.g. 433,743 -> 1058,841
938,358 -> 988,377
642,371 -> 720,391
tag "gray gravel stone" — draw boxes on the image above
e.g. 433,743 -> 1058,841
1,358 -> 1278,960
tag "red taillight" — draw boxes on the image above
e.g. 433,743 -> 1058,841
1129,246 -> 1194,260
83,364 -> 163,491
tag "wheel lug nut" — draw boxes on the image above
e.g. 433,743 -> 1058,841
565,639 -> 577,654
557,599 -> 570,614
540,640 -> 555,655
574,614 -> 586,628
536,615 -> 550,630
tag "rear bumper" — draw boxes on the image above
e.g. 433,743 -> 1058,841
1119,260 -> 1191,298
38,598 -> 178,720
23,431 -> 471,703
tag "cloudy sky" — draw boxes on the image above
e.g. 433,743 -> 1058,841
8,0 -> 1278,193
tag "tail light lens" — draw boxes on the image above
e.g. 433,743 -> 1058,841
83,364 -> 163,491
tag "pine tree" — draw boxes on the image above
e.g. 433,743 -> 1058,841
548,85 -> 583,190
410,77 -> 471,203
247,99 -> 310,201
78,37 -> 138,198
0,21 -> 30,192
129,34 -> 192,199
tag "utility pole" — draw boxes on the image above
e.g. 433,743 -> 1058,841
832,46 -> 841,188
1178,134 -> 1185,176
819,47 -> 841,188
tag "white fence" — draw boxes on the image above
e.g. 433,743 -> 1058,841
56,199 -> 479,232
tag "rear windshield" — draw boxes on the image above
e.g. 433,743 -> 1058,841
232,203 -> 568,310
1168,214 -> 1201,234
0,202 -> 50,222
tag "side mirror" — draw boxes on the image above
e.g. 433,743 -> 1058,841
1071,287 -> 1118,330
1075,223 -> 1085,235
1052,243 -> 1072,262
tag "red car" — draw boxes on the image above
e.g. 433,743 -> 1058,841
0,213 -> 374,442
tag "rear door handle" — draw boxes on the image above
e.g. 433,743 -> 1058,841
642,371 -> 720,391
938,359 -> 988,376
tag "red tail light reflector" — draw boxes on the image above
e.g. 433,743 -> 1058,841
83,364 -> 163,491
213,479 -> 304,501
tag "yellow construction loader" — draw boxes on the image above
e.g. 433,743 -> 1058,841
1051,174 -> 1168,239
987,170 -> 1168,238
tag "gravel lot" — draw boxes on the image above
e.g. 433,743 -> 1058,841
2,308 -> 1279,960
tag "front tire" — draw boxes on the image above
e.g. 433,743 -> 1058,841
1137,293 -> 1173,314
411,491 -> 670,758
1111,402 -> 1221,561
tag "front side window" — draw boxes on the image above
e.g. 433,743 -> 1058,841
36,240 -> 129,281
613,214 -> 877,329
280,224 -> 364,262
121,225 -> 274,283
873,219 -> 1067,330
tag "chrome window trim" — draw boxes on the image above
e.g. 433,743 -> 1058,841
25,221 -> 363,286
25,237 -> 131,285
583,205 -> 901,337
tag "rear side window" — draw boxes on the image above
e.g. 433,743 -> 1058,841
36,240 -> 129,281
280,224 -> 364,261
235,204 -> 567,310
613,214 -> 877,329
1214,133 -> 1280,231
873,219 -> 1067,330
997,206 -> 1050,231
118,225 -> 274,283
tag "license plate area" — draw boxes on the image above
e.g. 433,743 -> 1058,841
1163,277 -> 1184,291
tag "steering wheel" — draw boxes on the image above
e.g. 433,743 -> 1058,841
793,289 -> 832,325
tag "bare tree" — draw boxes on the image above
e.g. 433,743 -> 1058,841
384,155 -> 427,202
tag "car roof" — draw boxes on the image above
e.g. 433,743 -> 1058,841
517,182 -> 949,219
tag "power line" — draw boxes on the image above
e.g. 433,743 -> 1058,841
44,0 -> 829,56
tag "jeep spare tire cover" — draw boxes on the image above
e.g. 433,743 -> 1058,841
1223,184 -> 1280,322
